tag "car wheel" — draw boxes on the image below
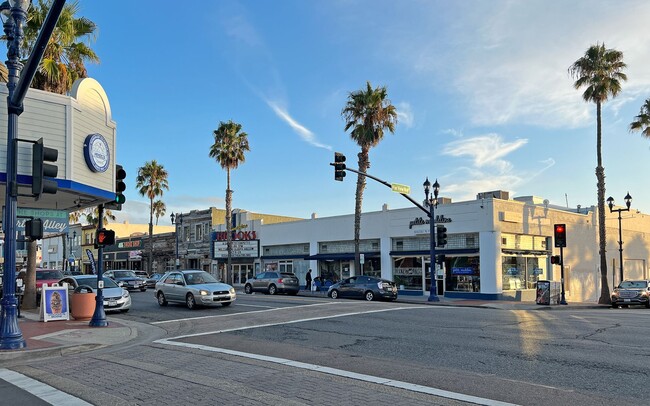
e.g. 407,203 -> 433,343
157,291 -> 168,306
244,284 -> 253,294
140,287 -> 147,292
222,302 -> 232,307
268,284 -> 277,295
330,289 -> 339,299
611,303 -> 618,308
186,293 -> 196,310
120,308 -> 130,313
365,291 -> 375,301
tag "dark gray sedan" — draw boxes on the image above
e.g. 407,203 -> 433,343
327,276 -> 398,301
244,271 -> 300,295
155,270 -> 236,310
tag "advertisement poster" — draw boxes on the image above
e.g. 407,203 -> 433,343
40,284 -> 70,322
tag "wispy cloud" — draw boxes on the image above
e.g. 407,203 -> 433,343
267,100 -> 332,150
442,134 -> 527,168
396,102 -> 414,128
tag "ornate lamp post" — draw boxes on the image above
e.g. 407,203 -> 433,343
423,177 -> 440,302
170,212 -> 182,269
607,192 -> 632,284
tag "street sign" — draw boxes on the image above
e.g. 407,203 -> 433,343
391,183 -> 411,194
360,254 -> 365,264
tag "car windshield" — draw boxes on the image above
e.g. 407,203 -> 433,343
37,270 -> 64,280
114,271 -> 136,278
619,281 -> 647,289
184,272 -> 218,285
75,277 -> 119,289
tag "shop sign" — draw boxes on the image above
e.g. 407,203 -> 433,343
214,231 -> 257,241
408,215 -> 452,229
452,267 -> 474,275
16,208 -> 68,234
212,240 -> 259,259
394,267 -> 421,276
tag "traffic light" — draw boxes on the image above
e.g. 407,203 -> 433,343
554,224 -> 567,247
32,137 -> 58,200
436,254 -> 446,265
550,255 -> 561,265
95,228 -> 115,248
334,152 -> 346,181
436,225 -> 448,247
25,218 -> 43,241
115,164 -> 126,204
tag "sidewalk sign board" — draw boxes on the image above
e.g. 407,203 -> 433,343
39,283 -> 70,322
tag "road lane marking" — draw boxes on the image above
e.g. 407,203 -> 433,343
154,305 -> 429,337
155,338 -> 518,406
151,301 -> 342,325
0,368 -> 92,405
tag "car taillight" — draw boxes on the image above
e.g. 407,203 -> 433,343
278,278 -> 283,283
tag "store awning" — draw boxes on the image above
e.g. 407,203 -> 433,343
304,252 -> 380,261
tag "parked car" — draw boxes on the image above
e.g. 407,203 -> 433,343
244,271 -> 300,295
134,270 -> 149,280
144,273 -> 164,289
103,270 -> 147,291
611,280 -> 650,308
155,270 -> 236,309
59,275 -> 131,313
328,276 -> 398,301
16,268 -> 65,302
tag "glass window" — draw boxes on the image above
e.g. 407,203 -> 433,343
502,256 -> 545,290
195,224 -> 203,241
393,256 -> 423,290
362,258 -> 381,278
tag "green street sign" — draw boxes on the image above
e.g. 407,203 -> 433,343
391,183 -> 411,194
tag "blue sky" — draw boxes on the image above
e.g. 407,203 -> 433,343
79,0 -> 650,226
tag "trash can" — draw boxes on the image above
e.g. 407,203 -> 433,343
70,285 -> 96,320
536,280 -> 551,305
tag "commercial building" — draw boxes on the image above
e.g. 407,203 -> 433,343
258,191 -> 650,303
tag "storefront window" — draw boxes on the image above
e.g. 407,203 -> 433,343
447,256 -> 480,292
362,258 -> 381,278
502,255 -> 546,290
393,256 -> 423,290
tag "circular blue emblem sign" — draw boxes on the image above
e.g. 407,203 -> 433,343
83,133 -> 110,172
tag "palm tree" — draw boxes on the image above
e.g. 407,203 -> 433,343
84,207 -> 116,227
630,98 -> 650,138
569,43 -> 627,304
209,120 -> 250,284
341,81 -> 398,275
22,0 -> 99,94
136,161 -> 169,274
153,200 -> 166,225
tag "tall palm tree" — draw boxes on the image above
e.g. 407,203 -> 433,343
630,98 -> 650,138
136,161 -> 169,273
209,120 -> 250,284
22,0 -> 99,93
153,200 -> 166,225
341,81 -> 398,275
569,43 -> 627,304
84,206 -> 116,227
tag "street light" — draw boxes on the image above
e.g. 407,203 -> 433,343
68,230 -> 76,272
1,0 -> 65,350
170,212 -> 182,269
423,177 -> 440,302
607,192 -> 632,284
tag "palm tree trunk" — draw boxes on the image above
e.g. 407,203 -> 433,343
226,169 -> 233,284
354,147 -> 369,276
22,240 -> 38,310
149,197 -> 154,273
62,234 -> 67,273
596,101 -> 610,304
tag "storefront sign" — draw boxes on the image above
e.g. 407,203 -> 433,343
394,267 -> 421,276
409,215 -> 452,229
212,240 -> 259,259
452,267 -> 474,275
40,283 -> 70,322
214,231 -> 257,241
16,208 -> 68,234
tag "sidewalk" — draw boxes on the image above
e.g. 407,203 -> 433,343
0,291 -> 605,362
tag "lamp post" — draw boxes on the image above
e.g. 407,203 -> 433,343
170,212 -> 182,269
0,0 -> 65,350
423,177 -> 440,302
607,192 -> 632,284
68,230 -> 76,272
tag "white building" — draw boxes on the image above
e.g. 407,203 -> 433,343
256,191 -> 650,302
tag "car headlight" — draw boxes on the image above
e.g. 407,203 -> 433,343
122,290 -> 130,298
199,290 -> 209,296
229,287 -> 235,294
611,291 -> 619,297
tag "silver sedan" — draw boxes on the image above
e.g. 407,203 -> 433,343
155,270 -> 236,310
59,275 -> 132,312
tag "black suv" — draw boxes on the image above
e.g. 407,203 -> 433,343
328,276 -> 398,301
611,280 -> 650,308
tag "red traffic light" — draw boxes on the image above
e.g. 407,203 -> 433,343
554,223 -> 567,248
95,228 -> 115,247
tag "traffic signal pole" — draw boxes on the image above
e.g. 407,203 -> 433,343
560,246 -> 567,305
89,204 -> 108,327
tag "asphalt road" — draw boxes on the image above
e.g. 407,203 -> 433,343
6,290 -> 650,405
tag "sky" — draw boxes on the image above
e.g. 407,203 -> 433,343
77,0 -> 650,226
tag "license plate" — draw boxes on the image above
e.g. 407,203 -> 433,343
624,299 -> 631,302
108,300 -> 117,306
